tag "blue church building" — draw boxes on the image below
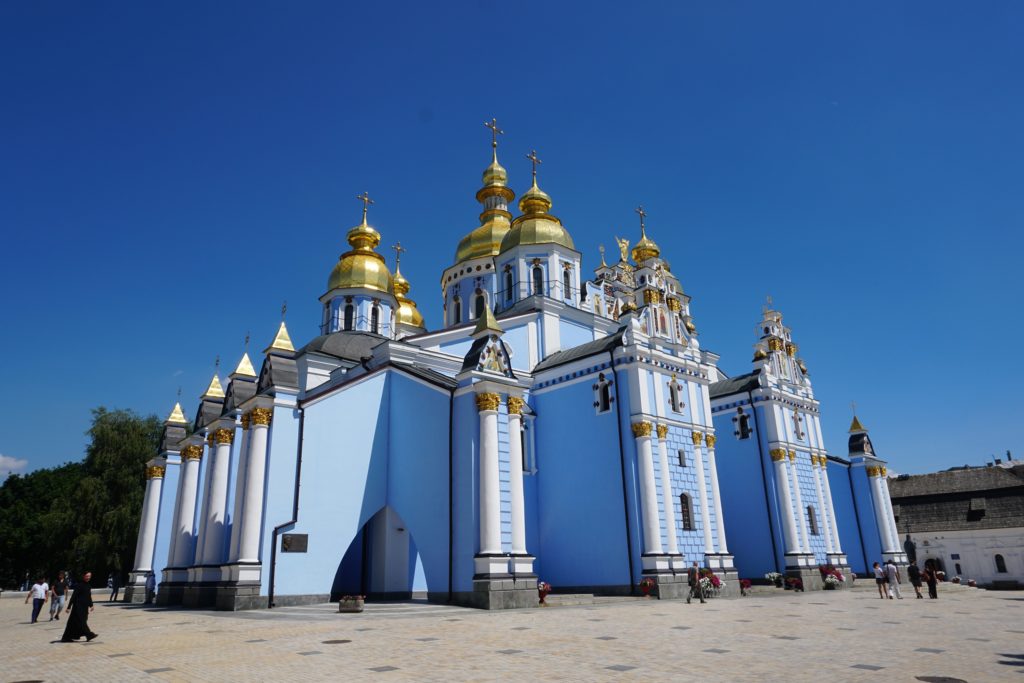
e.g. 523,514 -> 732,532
124,127 -> 905,608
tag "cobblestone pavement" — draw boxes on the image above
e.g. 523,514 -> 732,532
2,583 -> 1022,682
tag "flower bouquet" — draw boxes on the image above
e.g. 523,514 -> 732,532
639,577 -> 657,597
739,579 -> 752,596
951,576 -> 961,584
823,574 -> 841,589
785,577 -> 804,592
967,579 -> 977,587
765,571 -> 783,587
338,595 -> 365,613
537,581 -> 552,606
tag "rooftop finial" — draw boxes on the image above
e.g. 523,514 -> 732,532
281,301 -> 287,320
177,386 -> 182,399
214,355 -> 220,371
599,244 -> 607,267
356,191 -> 374,224
245,331 -> 250,350
391,241 -> 405,270
851,400 -> 857,415
635,205 -> 647,238
485,118 -> 503,160
526,149 -> 542,185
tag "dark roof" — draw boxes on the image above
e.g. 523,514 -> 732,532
258,354 -> 299,394
161,424 -> 188,453
708,371 -> 760,399
532,330 -> 625,373
300,331 -> 387,362
888,465 -> 1024,532
223,377 -> 257,416
461,336 -> 489,372
394,363 -> 457,390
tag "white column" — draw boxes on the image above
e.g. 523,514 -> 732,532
192,435 -> 215,565
133,466 -> 165,572
477,393 -> 502,556
506,397 -> 528,556
238,408 -> 272,563
772,449 -> 800,555
788,451 -> 811,553
691,431 -> 715,555
227,418 -> 252,563
171,445 -> 203,567
199,426 -> 234,566
705,435 -> 729,555
819,456 -> 843,553
880,467 -> 901,553
655,425 -> 679,556
869,467 -> 897,553
810,456 -> 834,554
632,421 -> 663,555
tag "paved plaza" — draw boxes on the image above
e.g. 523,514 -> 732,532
2,583 -> 1022,682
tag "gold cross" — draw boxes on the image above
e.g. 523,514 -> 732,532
635,205 -> 647,232
391,241 -> 406,267
851,400 -> 857,415
484,118 -> 503,149
214,355 -> 220,370
281,300 -> 287,320
526,150 -> 542,181
356,191 -> 374,221
598,244 -> 606,266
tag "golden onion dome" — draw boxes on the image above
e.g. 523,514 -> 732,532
631,225 -> 661,262
392,265 -> 425,328
326,213 -> 394,294
499,179 -> 575,254
453,149 -> 516,265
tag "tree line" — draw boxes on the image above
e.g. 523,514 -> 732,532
0,408 -> 163,589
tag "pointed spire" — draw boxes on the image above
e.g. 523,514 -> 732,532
232,352 -> 257,378
265,321 -> 295,354
849,402 -> 867,433
166,402 -> 188,425
599,244 -> 608,267
202,374 -> 225,399
471,301 -> 503,339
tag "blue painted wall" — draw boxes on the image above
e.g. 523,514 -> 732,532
451,389 -> 479,593
826,460 -> 868,575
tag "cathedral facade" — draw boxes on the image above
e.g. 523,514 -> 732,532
125,129 -> 905,609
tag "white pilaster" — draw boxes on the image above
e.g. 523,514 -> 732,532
238,407 -> 272,565
704,435 -> 729,555
691,431 -> 715,556
476,393 -> 503,572
226,419 -> 252,563
819,457 -> 844,553
655,425 -> 679,556
771,449 -> 800,555
506,398 -> 528,557
632,421 -> 664,562
199,425 -> 234,567
869,467 -> 897,553
133,465 -> 165,573
171,445 -> 203,568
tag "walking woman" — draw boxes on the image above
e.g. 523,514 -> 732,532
61,571 -> 98,642
872,562 -> 887,599
923,560 -> 939,600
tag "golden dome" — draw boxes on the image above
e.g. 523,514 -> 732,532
392,265 -> 425,329
499,179 -> 575,253
326,212 -> 394,294
631,225 -> 661,262
453,147 -> 516,265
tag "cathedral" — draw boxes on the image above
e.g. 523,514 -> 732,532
125,123 -> 906,609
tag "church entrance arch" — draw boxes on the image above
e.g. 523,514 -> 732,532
331,506 -> 427,601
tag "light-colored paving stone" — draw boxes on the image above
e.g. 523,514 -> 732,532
1,584 -> 1021,682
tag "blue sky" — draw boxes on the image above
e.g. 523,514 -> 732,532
1,1 -> 1021,477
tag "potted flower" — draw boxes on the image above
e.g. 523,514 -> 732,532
765,571 -> 783,588
785,577 -> 804,592
823,574 -> 841,590
639,577 -> 657,597
537,581 -> 552,606
951,576 -> 961,584
739,579 -> 752,596
338,595 -> 364,613
967,579 -> 977,587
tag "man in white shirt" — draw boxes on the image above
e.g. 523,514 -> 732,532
885,559 -> 903,599
24,577 -> 49,623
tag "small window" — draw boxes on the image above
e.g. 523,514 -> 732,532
995,554 -> 1008,573
343,304 -> 354,331
658,311 -> 667,335
452,297 -> 461,324
474,294 -> 485,318
532,266 -> 544,295
562,268 -> 571,298
733,408 -> 752,440
807,505 -> 819,535
370,306 -> 380,334
504,271 -> 513,300
593,373 -> 612,413
679,493 -> 693,531
678,449 -> 687,467
667,378 -> 684,413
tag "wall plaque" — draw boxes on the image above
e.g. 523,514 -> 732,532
281,533 -> 308,553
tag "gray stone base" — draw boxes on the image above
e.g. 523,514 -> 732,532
268,593 -> 330,608
215,582 -> 262,611
650,573 -> 687,600
786,567 -> 824,591
122,584 -> 146,604
156,582 -> 185,606
453,577 -> 538,610
182,583 -> 218,608
715,570 -> 741,599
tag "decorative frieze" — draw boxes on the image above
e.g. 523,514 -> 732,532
506,396 -> 525,415
631,421 -> 652,438
251,407 -> 273,427
182,445 -> 203,461
476,392 -> 501,412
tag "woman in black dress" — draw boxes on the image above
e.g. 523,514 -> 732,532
62,571 -> 98,642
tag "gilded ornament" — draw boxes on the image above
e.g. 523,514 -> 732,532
631,421 -> 653,438
667,298 -> 682,312
241,413 -> 251,431
880,466 -> 887,477
691,431 -> 704,446
866,465 -> 881,477
705,434 -> 716,448
787,450 -> 796,462
769,448 -> 787,462
145,465 -> 166,480
507,396 -> 525,415
767,338 -> 784,352
785,342 -> 796,357
182,445 -> 203,461
251,407 -> 274,427
207,433 -> 215,447
656,424 -> 669,440
476,392 -> 501,412
214,428 -> 235,445
643,290 -> 661,305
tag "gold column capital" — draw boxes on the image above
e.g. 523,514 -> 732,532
769,448 -> 787,462
631,421 -> 652,438
476,392 -> 501,412
251,407 -> 273,427
691,431 -> 704,446
214,428 -> 234,445
656,424 -> 668,440
705,434 -> 716,449
182,444 -> 203,461
787,449 -> 796,462
206,432 -> 215,448
643,289 -> 661,305
506,396 -> 525,415
880,466 -> 887,477
768,337 -> 784,352
240,412 -> 251,430
145,465 -> 166,480
866,465 -> 881,477
667,297 -> 682,312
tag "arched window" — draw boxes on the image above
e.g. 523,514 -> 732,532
679,493 -> 693,531
593,372 -> 612,413
370,306 -> 380,334
678,449 -> 687,467
504,270 -> 513,301
659,311 -> 667,335
474,293 -> 485,318
452,297 -> 461,324
343,304 -> 354,331
733,408 -> 752,440
807,505 -> 819,535
995,554 -> 1008,573
532,265 -> 544,295
668,378 -> 684,413
562,268 -> 572,298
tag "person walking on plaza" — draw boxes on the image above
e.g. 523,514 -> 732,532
144,572 -> 156,605
686,561 -> 705,604
872,562 -> 887,599
107,573 -> 120,602
923,561 -> 939,599
49,571 -> 69,620
885,559 -> 903,599
62,571 -> 98,642
24,576 -> 49,623
907,562 -> 924,599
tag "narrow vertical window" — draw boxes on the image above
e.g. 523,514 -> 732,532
593,373 -> 612,413
807,506 -> 818,535
678,449 -> 687,467
343,304 -> 354,331
505,270 -> 513,301
995,554 -> 1007,573
679,494 -> 693,531
453,297 -> 461,324
562,268 -> 571,298
532,266 -> 544,295
371,306 -> 380,334
475,293 -> 485,318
